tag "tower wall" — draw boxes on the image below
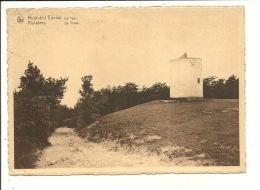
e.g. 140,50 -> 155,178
170,58 -> 203,98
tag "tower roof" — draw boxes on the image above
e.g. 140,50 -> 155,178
169,53 -> 202,62
179,53 -> 187,59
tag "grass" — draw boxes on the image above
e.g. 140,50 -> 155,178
78,99 -> 239,166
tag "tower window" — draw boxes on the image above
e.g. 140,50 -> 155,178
197,78 -> 200,84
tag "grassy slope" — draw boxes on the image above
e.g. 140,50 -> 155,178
79,99 -> 239,166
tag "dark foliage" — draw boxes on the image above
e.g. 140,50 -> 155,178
74,75 -> 170,128
14,62 -> 69,168
203,75 -> 239,99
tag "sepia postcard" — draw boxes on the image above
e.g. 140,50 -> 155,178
8,7 -> 245,175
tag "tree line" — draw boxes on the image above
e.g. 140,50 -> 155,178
203,75 -> 239,99
69,75 -> 170,129
13,62 -> 239,168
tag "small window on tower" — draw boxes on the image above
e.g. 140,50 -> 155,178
197,78 -> 200,84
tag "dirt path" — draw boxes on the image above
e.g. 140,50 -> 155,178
36,127 -> 188,168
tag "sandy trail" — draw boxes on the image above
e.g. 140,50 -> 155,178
36,127 -> 187,168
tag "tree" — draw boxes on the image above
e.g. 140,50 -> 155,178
214,79 -> 226,99
19,62 -> 68,121
14,61 -> 69,168
148,82 -> 169,101
14,89 -> 51,168
92,90 -> 110,115
79,75 -> 94,97
43,77 -> 69,106
19,62 -> 45,96
19,62 -> 68,106
203,76 -> 217,98
43,77 -> 69,123
225,75 -> 239,99
75,75 -> 97,127
123,82 -> 139,108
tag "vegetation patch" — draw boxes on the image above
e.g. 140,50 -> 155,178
14,62 -> 70,168
78,99 -> 239,166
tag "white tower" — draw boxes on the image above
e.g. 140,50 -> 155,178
170,53 -> 203,98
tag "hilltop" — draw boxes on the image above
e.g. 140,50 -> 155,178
77,99 -> 239,166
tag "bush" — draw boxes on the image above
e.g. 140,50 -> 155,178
14,91 -> 52,168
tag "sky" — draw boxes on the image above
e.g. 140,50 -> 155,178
8,7 -> 244,107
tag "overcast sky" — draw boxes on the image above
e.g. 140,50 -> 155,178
8,7 -> 244,107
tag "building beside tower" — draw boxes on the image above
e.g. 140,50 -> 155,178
170,53 -> 203,98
